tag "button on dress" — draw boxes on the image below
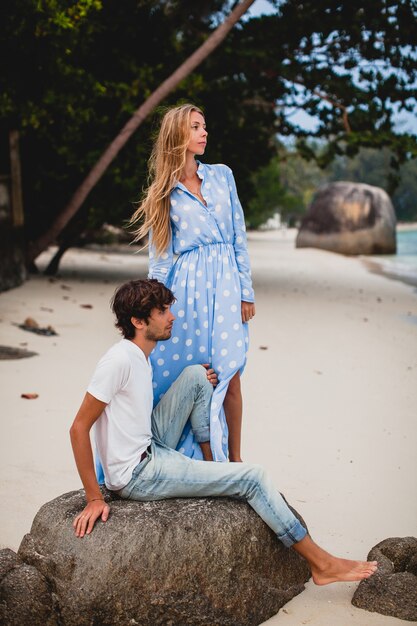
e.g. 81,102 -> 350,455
149,162 -> 254,461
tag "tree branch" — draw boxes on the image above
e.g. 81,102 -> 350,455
290,78 -> 352,133
27,0 -> 256,264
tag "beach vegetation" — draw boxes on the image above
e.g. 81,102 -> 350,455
0,0 -> 416,272
249,144 -> 417,226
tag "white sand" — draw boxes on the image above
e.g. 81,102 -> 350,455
1,231 -> 416,625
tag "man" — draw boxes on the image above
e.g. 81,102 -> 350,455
70,279 -> 377,585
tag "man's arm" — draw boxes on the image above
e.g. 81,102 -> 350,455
69,392 -> 111,537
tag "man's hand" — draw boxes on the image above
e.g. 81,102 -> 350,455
70,392 -> 111,538
241,301 -> 255,323
73,499 -> 110,538
202,364 -> 218,387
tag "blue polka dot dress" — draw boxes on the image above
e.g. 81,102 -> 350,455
148,162 -> 255,462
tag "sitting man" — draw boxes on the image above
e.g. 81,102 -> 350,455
70,279 -> 377,585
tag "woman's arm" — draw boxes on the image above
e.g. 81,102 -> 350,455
148,229 -> 174,285
226,166 -> 255,306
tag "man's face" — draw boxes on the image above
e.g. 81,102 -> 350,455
144,305 -> 175,342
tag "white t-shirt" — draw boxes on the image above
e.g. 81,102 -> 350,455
88,339 -> 153,490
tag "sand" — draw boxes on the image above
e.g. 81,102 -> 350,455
1,230 -> 416,625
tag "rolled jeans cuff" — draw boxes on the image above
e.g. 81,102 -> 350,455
278,519 -> 308,548
192,425 -> 210,443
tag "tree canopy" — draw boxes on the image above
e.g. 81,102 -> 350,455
1,0 -> 416,261
248,144 -> 417,228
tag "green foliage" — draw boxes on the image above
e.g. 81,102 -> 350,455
248,1 -> 417,179
326,148 -> 417,221
246,146 -> 327,227
250,144 -> 417,227
1,0 -> 275,242
392,159 -> 417,222
245,159 -> 286,229
0,0 -> 416,245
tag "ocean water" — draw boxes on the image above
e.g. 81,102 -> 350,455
369,228 -> 417,286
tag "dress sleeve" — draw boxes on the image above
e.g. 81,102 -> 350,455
148,228 -> 174,285
226,166 -> 255,303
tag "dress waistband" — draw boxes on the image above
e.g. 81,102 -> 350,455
183,242 -> 233,254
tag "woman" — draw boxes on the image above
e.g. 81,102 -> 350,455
131,104 -> 255,462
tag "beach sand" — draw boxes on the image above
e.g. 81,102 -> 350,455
1,230 -> 416,625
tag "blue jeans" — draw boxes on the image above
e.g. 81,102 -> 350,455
117,365 -> 307,548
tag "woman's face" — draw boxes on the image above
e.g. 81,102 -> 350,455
186,111 -> 208,156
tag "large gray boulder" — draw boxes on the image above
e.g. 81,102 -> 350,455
0,548 -> 56,626
296,181 -> 396,255
352,537 -> 417,621
1,490 -> 310,626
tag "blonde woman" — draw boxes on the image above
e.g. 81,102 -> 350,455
131,104 -> 255,462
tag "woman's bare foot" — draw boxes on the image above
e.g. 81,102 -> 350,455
311,556 -> 378,585
293,535 -> 378,585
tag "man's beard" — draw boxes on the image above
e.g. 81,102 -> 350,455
144,328 -> 172,342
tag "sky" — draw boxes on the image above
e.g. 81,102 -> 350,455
246,0 -> 417,136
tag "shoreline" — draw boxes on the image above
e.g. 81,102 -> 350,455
1,233 -> 416,626
397,221 -> 417,231
363,221 -> 417,288
361,257 -> 417,289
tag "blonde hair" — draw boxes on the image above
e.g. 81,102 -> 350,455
130,103 -> 204,255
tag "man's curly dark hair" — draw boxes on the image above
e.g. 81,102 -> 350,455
111,279 -> 175,339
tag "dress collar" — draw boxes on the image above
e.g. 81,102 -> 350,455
196,160 -> 204,180
173,160 -> 204,190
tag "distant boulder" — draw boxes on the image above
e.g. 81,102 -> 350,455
352,537 -> 417,621
296,181 -> 396,255
1,490 -> 310,626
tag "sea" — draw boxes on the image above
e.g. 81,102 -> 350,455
367,227 -> 417,287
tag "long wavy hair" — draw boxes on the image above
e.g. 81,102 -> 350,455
130,103 -> 204,256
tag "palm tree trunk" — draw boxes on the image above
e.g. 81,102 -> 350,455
27,0 -> 256,264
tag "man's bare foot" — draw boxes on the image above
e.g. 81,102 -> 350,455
293,535 -> 378,585
311,556 -> 378,585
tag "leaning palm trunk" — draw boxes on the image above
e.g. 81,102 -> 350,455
27,0 -> 256,265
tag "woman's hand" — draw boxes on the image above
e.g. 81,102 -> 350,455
73,499 -> 110,538
241,301 -> 255,323
202,364 -> 218,387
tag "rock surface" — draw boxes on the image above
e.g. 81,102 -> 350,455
1,490 -> 310,626
0,548 -> 56,626
296,181 -> 396,255
352,537 -> 417,621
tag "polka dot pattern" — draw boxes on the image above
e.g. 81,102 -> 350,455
148,162 -> 254,462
